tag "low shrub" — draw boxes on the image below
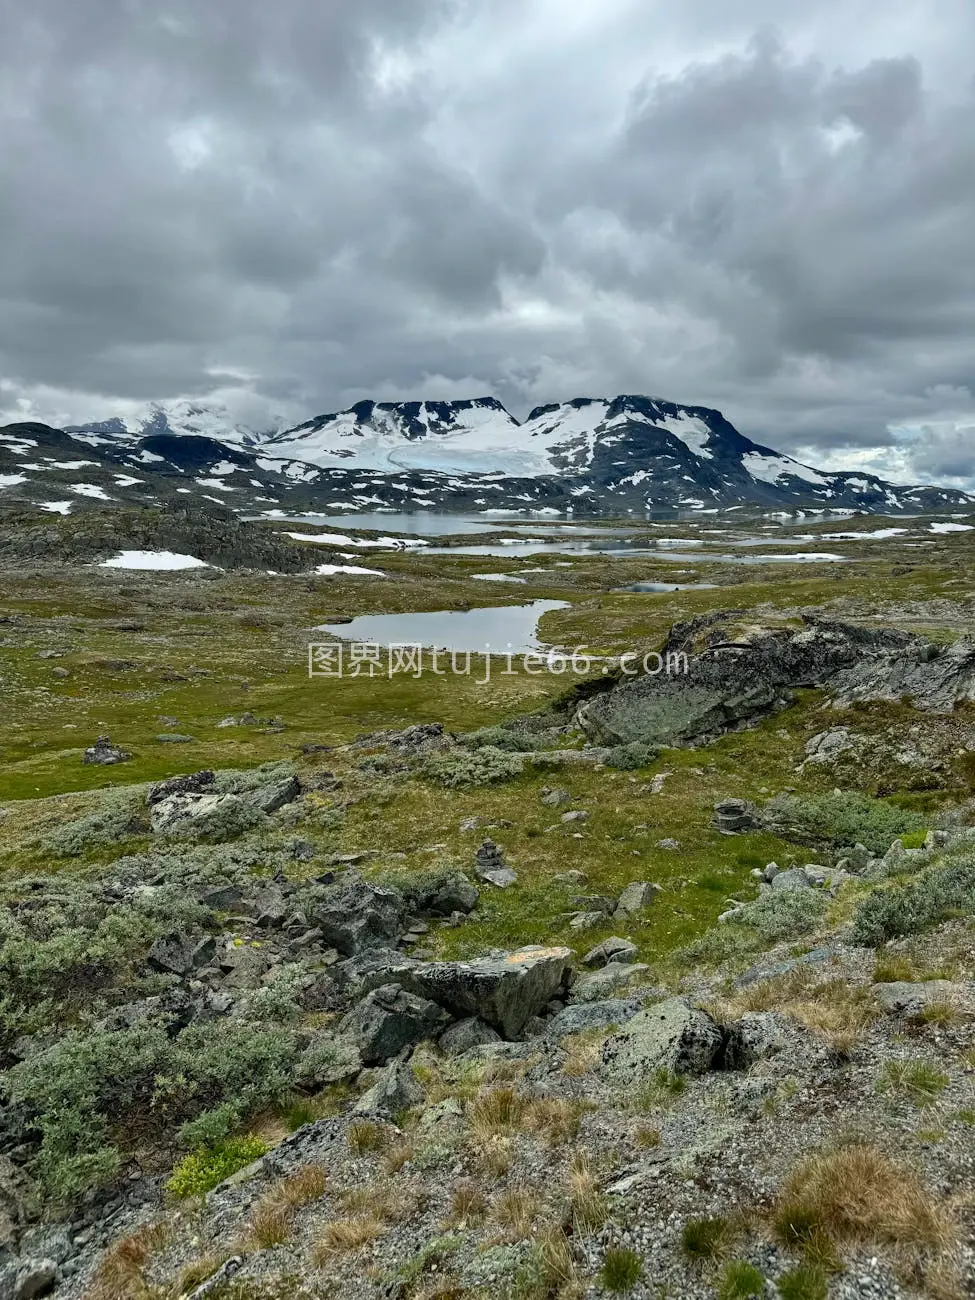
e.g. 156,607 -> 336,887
38,791 -> 149,858
851,854 -> 975,945
5,1017 -> 298,1202
605,741 -> 660,771
599,1246 -> 643,1293
421,745 -> 525,789
718,1261 -> 765,1299
166,1135 -> 269,1199
729,888 -> 830,942
762,791 -> 926,856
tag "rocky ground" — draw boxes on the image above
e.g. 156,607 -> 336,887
1,514 -> 975,1300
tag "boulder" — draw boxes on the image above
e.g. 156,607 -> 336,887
297,1034 -> 362,1086
147,932 -> 215,976
600,997 -> 722,1083
873,980 -> 963,1017
540,786 -> 572,807
547,998 -> 644,1037
569,963 -> 651,1004
0,1258 -> 57,1300
614,882 -> 660,918
583,936 -> 638,968
338,984 -> 450,1065
354,1057 -> 425,1117
146,769 -> 215,806
576,614 -> 919,748
148,790 -> 242,835
390,946 -> 574,1039
308,878 -> 407,955
252,775 -> 301,814
713,799 -> 758,834
438,1017 -> 502,1055
769,868 -> 813,893
409,870 -> 479,916
82,736 -> 130,765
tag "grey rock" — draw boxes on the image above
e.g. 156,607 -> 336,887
309,878 -> 407,955
656,837 -> 681,850
614,881 -> 660,917
409,870 -> 479,916
601,997 -> 722,1083
252,775 -> 301,814
386,945 -> 574,1039
873,980 -> 962,1016
297,1034 -> 362,1086
568,911 -> 605,931
547,998 -> 644,1037
82,736 -> 129,765
721,1012 -> 787,1067
0,1258 -> 57,1299
338,984 -> 450,1065
769,867 -> 813,892
439,1017 -> 502,1055
474,839 -> 517,888
146,769 -> 215,806
577,613 -> 924,749
583,936 -> 638,967
146,932 -> 213,976
353,1057 -> 424,1117
713,798 -> 759,833
560,809 -> 589,823
540,786 -> 572,807
155,733 -> 195,744
148,790 -> 243,834
570,963 -> 651,1004
0,1156 -> 36,1249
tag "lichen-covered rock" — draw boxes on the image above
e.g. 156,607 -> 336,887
583,936 -> 638,967
338,984 -> 450,1065
389,945 -> 574,1039
438,1017 -> 502,1055
307,877 -> 407,955
82,736 -> 130,765
353,1057 -> 424,1117
600,997 -> 722,1083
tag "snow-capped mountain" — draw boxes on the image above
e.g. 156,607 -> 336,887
2,394 -> 973,518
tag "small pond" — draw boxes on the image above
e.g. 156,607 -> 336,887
312,599 -> 570,655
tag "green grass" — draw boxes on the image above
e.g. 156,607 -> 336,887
876,1060 -> 950,1107
166,1135 -> 269,1199
718,1260 -> 766,1299
599,1246 -> 644,1293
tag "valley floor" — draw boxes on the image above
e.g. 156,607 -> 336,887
1,517 -> 974,1300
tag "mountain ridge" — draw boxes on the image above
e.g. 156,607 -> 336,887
1,393 -> 972,517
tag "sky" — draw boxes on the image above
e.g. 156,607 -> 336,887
1,0 -> 974,486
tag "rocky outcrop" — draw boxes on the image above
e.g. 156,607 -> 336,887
384,945 -> 574,1039
575,613 -> 968,748
600,998 -> 723,1083
82,736 -> 130,765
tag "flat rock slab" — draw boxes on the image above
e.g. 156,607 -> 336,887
392,945 -> 574,1039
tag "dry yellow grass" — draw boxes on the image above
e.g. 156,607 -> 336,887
385,1139 -> 416,1174
446,1178 -> 488,1227
468,1084 -> 529,1139
774,1143 -> 955,1254
84,1220 -> 172,1300
560,1029 -> 608,1077
569,1153 -> 608,1233
491,1185 -> 546,1241
339,1181 -> 410,1222
526,1096 -> 590,1146
314,1214 -> 386,1259
720,970 -> 878,1054
247,1162 -> 329,1249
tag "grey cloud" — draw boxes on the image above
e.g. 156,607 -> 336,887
1,0 -> 974,485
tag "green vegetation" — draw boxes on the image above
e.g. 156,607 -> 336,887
166,1134 -> 270,1199
761,790 -> 926,855
599,1246 -> 644,1293
852,853 -> 975,944
680,1215 -> 733,1262
718,1260 -> 766,1299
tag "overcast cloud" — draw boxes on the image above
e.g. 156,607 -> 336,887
1,0 -> 974,485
